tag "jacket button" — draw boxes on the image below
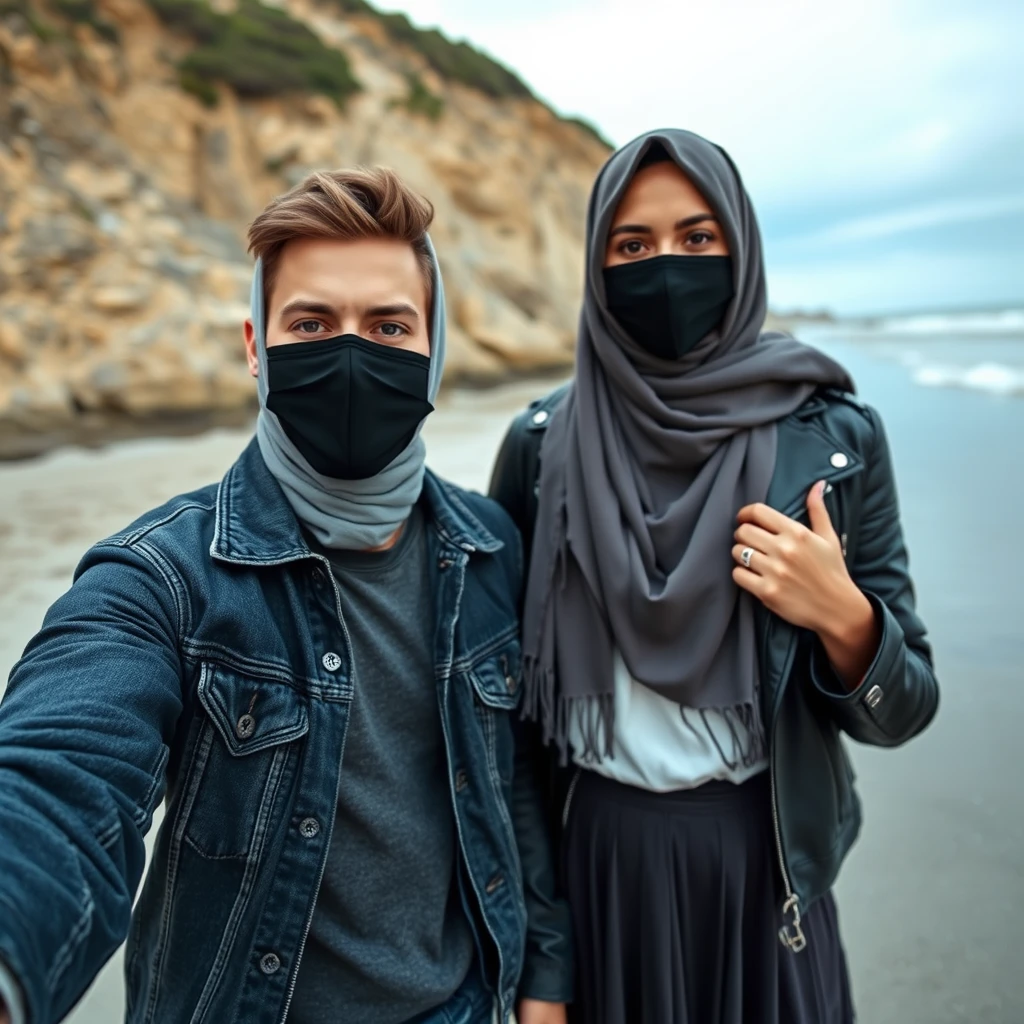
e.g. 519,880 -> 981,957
865,684 -> 884,709
830,452 -> 849,469
505,674 -> 517,694
455,770 -> 468,793
531,410 -> 549,426
236,714 -> 256,739
259,952 -> 281,975
438,557 -> 453,570
299,817 -> 321,839
485,873 -> 505,895
322,652 -> 342,672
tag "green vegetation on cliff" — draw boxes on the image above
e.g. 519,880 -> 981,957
149,0 -> 362,107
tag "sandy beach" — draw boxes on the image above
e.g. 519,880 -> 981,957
2,332 -> 1023,1022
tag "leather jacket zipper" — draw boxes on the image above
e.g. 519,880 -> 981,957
770,752 -> 807,952
769,495 -> 817,954
562,766 -> 582,830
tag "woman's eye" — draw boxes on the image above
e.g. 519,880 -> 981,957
688,231 -> 714,245
620,240 -> 646,256
377,322 -> 407,338
295,320 -> 323,334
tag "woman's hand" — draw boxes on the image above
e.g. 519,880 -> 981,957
517,998 -> 568,1024
732,482 -> 879,688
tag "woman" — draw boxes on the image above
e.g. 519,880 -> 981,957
489,129 -> 939,1023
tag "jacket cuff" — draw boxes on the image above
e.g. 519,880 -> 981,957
810,590 -> 904,712
0,957 -> 27,1024
517,955 -> 573,1006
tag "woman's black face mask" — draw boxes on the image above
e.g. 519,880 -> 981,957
603,255 -> 735,361
266,334 -> 433,480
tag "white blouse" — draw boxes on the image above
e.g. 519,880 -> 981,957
568,651 -> 768,792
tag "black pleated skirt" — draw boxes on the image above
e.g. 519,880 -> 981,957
563,769 -> 855,1024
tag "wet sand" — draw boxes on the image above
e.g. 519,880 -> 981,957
1,348 -> 1022,1023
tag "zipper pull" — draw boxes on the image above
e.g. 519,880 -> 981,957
778,894 -> 807,952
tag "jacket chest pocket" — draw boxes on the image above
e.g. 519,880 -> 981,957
467,642 -> 522,787
183,662 -> 310,860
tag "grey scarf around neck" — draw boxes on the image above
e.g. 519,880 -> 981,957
521,129 -> 854,762
252,235 -> 447,550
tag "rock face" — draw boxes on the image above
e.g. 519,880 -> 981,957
0,0 -> 611,454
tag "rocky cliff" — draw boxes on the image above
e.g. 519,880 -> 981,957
0,0 -> 611,455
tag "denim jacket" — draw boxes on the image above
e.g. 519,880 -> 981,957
0,440 -> 572,1024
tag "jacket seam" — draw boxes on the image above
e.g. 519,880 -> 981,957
132,540 -> 188,646
116,501 -> 214,549
133,744 -> 171,830
45,878 -> 94,993
181,638 -> 322,690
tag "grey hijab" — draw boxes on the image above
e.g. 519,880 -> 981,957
252,235 -> 447,550
521,129 -> 854,761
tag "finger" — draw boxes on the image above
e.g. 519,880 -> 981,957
736,502 -> 793,534
806,480 -> 837,540
732,543 -> 766,574
733,565 -> 769,598
734,523 -> 779,553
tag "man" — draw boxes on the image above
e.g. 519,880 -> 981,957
0,168 -> 571,1024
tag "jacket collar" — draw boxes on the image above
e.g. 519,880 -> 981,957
211,439 -> 501,566
766,396 -> 864,518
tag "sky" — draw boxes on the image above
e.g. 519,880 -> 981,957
392,0 -> 1024,317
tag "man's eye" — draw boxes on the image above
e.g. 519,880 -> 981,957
378,322 -> 407,337
295,320 -> 323,334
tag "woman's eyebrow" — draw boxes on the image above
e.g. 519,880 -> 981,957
608,223 -> 652,238
675,213 -> 718,229
608,213 -> 718,239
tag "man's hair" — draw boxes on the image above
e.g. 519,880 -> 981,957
247,167 -> 435,311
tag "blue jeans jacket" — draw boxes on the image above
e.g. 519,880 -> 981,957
0,441 -> 571,1024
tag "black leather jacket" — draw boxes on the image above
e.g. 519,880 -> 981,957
490,384 -> 939,978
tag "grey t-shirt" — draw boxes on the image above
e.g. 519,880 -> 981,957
288,505 -> 475,1024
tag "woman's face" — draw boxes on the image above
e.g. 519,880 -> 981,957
604,161 -> 730,268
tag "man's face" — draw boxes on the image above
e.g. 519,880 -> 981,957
245,237 -> 430,376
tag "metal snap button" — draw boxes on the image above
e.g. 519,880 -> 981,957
438,557 -> 453,570
299,817 -> 321,839
455,770 -> 468,793
259,952 -> 281,975
830,452 -> 849,469
865,684 -> 884,709
322,652 -> 342,672
531,410 -> 549,426
236,714 -> 256,740
485,874 -> 505,895
505,674 -> 517,694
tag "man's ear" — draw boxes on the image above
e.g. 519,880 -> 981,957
244,319 -> 259,378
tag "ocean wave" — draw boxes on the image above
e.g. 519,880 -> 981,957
874,309 -> 1024,335
910,361 -> 1024,396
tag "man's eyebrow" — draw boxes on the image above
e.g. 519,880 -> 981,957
366,303 -> 420,320
277,299 -> 336,321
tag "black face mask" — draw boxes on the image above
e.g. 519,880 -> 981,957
603,255 -> 735,361
266,334 -> 434,480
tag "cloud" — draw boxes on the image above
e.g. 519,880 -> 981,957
394,0 -> 1024,313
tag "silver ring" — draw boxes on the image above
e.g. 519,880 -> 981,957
740,547 -> 755,569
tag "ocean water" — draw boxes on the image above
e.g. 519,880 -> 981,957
816,307 -> 1024,397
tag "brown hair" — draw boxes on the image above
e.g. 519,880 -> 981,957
247,167 -> 436,311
